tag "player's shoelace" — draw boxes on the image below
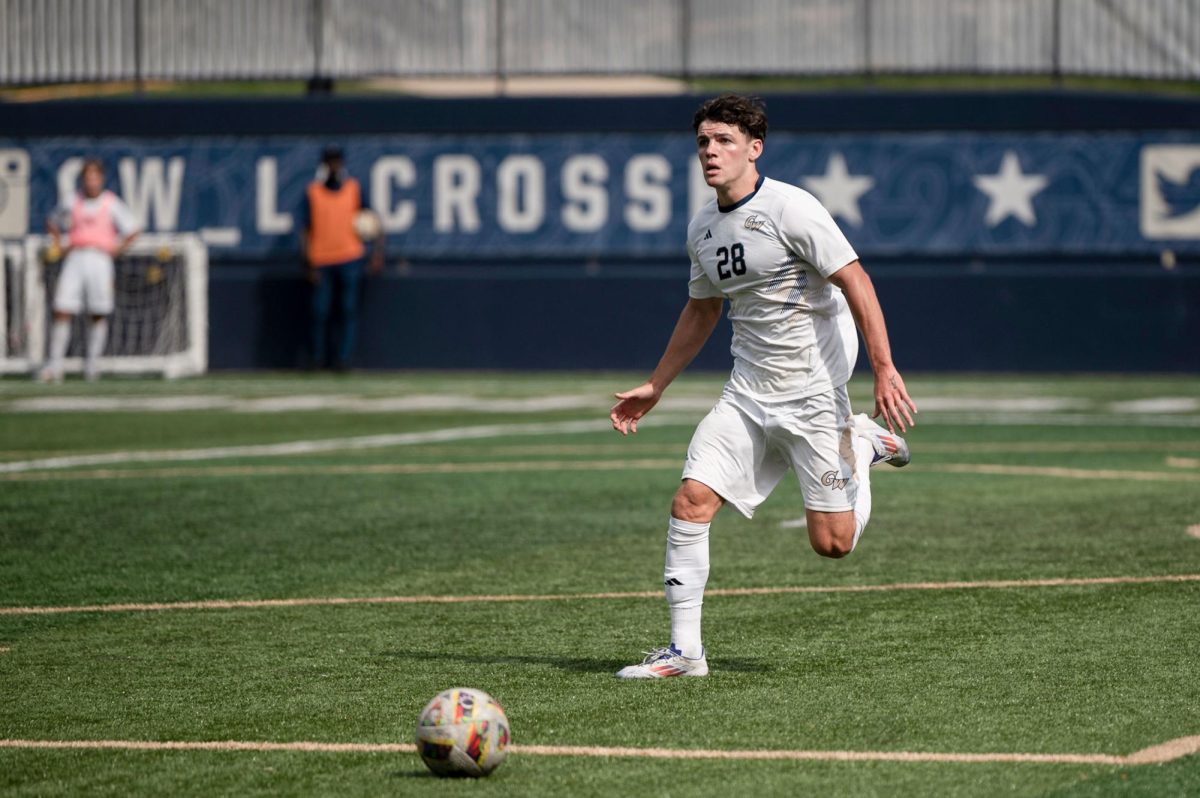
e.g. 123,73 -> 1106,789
640,647 -> 677,664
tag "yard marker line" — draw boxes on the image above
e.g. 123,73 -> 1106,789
3,574 -> 1197,616
4,737 -> 1200,765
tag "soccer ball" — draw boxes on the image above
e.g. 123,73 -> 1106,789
352,208 -> 382,241
415,687 -> 510,778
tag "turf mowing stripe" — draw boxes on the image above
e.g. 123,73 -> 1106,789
2,737 -> 1199,765
3,574 -> 1198,616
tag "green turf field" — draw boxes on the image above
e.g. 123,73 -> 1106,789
1,372 -> 1198,796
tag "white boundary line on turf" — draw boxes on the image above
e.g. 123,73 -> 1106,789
1188,525 -> 1200,540
2,574 -> 1197,616
2,736 -> 1199,765
0,419 -> 615,474
923,463 -> 1200,483
4,459 -> 1200,484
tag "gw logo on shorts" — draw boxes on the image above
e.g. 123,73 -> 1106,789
821,470 -> 849,490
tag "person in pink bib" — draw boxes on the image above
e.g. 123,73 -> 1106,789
39,159 -> 140,382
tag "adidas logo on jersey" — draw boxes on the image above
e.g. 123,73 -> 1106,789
703,230 -> 712,240
664,578 -> 684,586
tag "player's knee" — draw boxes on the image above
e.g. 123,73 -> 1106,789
671,481 -> 720,524
807,516 -> 856,559
809,535 -> 853,559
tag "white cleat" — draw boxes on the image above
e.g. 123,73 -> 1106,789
852,413 -> 911,468
616,645 -> 708,679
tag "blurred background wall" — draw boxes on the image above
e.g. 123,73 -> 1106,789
1,0 -> 1197,372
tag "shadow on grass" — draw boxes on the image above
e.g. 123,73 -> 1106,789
377,649 -> 770,674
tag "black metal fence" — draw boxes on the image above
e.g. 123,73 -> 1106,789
2,0 -> 1197,84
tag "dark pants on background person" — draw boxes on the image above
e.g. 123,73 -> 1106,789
310,257 -> 365,370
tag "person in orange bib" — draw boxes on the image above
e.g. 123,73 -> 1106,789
300,145 -> 384,371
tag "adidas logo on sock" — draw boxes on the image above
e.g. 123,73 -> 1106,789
664,578 -> 683,586
703,230 -> 712,240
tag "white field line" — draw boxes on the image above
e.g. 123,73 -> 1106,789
924,464 -> 1200,483
5,459 -> 1198,484
0,460 -> 683,482
919,413 -> 1200,428
2,736 -> 1198,765
0,419 -> 614,475
2,574 -> 1197,617
1187,525 -> 1200,540
1167,456 -> 1200,469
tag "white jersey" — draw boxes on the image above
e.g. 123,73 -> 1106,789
53,193 -> 139,238
687,176 -> 860,402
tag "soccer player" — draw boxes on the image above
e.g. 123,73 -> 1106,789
610,95 -> 917,679
39,158 -> 140,382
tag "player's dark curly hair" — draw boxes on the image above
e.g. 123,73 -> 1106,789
692,94 -> 768,141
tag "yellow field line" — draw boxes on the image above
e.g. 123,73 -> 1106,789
2,574 -> 1197,616
2,736 -> 1198,765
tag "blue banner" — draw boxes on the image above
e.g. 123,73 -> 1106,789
2,132 -> 1199,258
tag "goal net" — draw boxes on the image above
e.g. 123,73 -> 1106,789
0,234 -> 207,377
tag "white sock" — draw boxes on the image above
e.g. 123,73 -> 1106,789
85,319 -> 108,378
664,516 -> 710,659
47,319 -> 71,373
851,436 -> 875,550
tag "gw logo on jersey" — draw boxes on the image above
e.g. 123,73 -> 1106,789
743,214 -> 768,232
1140,145 -> 1200,239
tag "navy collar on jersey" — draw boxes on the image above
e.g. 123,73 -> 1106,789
717,175 -> 765,214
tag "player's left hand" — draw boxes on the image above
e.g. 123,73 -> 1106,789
873,367 -> 918,434
610,382 -> 662,436
368,251 -> 384,275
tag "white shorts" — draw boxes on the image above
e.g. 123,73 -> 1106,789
53,248 -> 114,315
682,385 -> 861,518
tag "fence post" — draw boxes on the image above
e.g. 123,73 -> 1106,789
307,0 -> 332,95
680,0 -> 691,82
495,0 -> 506,96
863,0 -> 874,82
133,0 -> 144,94
1051,0 -> 1062,85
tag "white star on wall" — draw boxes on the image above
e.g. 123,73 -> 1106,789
802,153 -> 874,227
972,151 -> 1049,227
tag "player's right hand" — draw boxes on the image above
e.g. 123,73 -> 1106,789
610,382 -> 662,436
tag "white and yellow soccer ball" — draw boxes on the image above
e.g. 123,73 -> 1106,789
352,208 -> 382,241
415,687 -> 511,777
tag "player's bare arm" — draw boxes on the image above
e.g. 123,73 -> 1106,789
610,297 -> 724,435
828,260 -> 918,433
114,230 -> 139,258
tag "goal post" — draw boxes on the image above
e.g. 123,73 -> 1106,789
1,233 -> 207,378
